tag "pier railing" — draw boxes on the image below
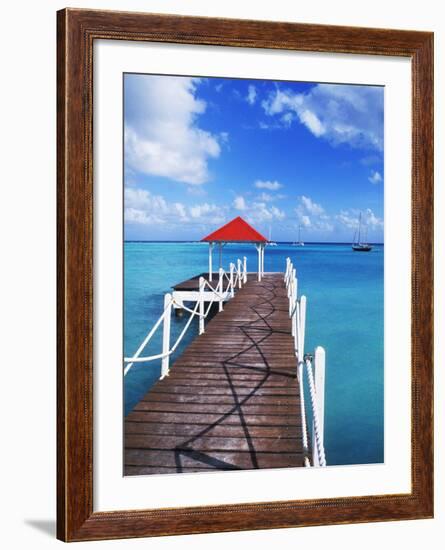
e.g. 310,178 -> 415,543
285,257 -> 327,467
124,258 -> 247,379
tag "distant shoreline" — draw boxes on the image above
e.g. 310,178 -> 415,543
124,240 -> 384,245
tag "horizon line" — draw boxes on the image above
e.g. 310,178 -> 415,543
124,240 -> 384,245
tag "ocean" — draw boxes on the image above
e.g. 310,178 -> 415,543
124,241 -> 384,466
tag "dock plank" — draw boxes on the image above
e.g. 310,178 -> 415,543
125,273 -> 305,475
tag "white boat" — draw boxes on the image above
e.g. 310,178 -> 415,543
268,226 -> 277,246
352,213 -> 372,252
292,225 -> 304,246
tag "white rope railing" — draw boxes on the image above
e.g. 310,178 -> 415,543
124,299 -> 200,365
298,360 -> 310,467
304,353 -> 326,467
124,258 -> 247,379
284,256 -> 327,467
123,293 -> 174,376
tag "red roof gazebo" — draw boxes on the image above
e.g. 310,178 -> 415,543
201,216 -> 268,282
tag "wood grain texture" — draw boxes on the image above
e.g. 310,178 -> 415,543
125,274 -> 306,475
57,8 -> 434,542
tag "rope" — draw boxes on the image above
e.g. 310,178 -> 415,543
305,358 -> 326,467
124,258 -> 247,373
285,257 -> 326,467
173,298 -> 214,320
203,279 -> 228,300
124,300 -> 201,365
298,361 -> 310,466
123,295 -> 174,374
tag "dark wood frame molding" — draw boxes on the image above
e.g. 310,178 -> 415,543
57,8 -> 434,542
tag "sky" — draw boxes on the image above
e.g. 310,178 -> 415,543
124,73 -> 384,243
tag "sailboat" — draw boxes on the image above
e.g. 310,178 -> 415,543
268,226 -> 277,246
352,212 -> 372,252
292,224 -> 304,246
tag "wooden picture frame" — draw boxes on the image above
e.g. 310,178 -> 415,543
57,8 -> 434,542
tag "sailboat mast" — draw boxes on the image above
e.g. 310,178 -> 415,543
358,212 -> 362,244
298,224 -> 301,242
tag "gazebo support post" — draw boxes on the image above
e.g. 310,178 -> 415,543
201,217 -> 268,283
261,244 -> 265,277
208,242 -> 214,282
256,244 -> 262,282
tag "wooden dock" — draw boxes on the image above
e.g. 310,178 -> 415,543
125,272 -> 305,475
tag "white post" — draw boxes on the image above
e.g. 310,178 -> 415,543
229,263 -> 235,297
261,244 -> 266,275
261,244 -> 265,276
291,272 -> 298,337
296,301 -> 301,357
298,360 -> 309,463
287,264 -> 294,298
289,268 -> 297,316
237,259 -> 242,288
288,275 -> 293,316
161,293 -> 172,378
219,242 -> 223,269
300,295 -> 306,359
256,245 -> 261,281
312,346 -> 326,466
243,256 -> 247,284
285,258 -> 290,282
208,242 -> 213,282
199,277 -> 205,335
218,268 -> 224,311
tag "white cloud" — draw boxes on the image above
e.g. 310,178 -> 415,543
294,195 -> 333,232
125,75 -> 224,185
363,208 -> 383,228
292,196 -> 383,237
246,85 -> 257,105
368,170 -> 382,184
257,192 -> 273,202
262,88 -> 302,115
233,196 -> 247,211
336,210 -> 357,229
231,196 -> 286,224
125,187 -> 225,226
246,202 -> 285,224
254,179 -> 283,191
281,113 -> 294,127
299,109 -> 325,137
336,208 -> 383,230
300,195 -> 324,216
300,215 -> 311,227
256,191 -> 286,202
269,206 -> 286,220
190,203 -> 219,219
262,83 -> 383,151
125,187 -> 188,225
187,186 -> 207,197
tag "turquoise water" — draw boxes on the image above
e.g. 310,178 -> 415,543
124,242 -> 384,466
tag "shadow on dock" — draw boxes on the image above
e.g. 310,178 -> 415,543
125,274 -> 305,475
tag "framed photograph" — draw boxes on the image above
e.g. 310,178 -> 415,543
57,8 -> 433,542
